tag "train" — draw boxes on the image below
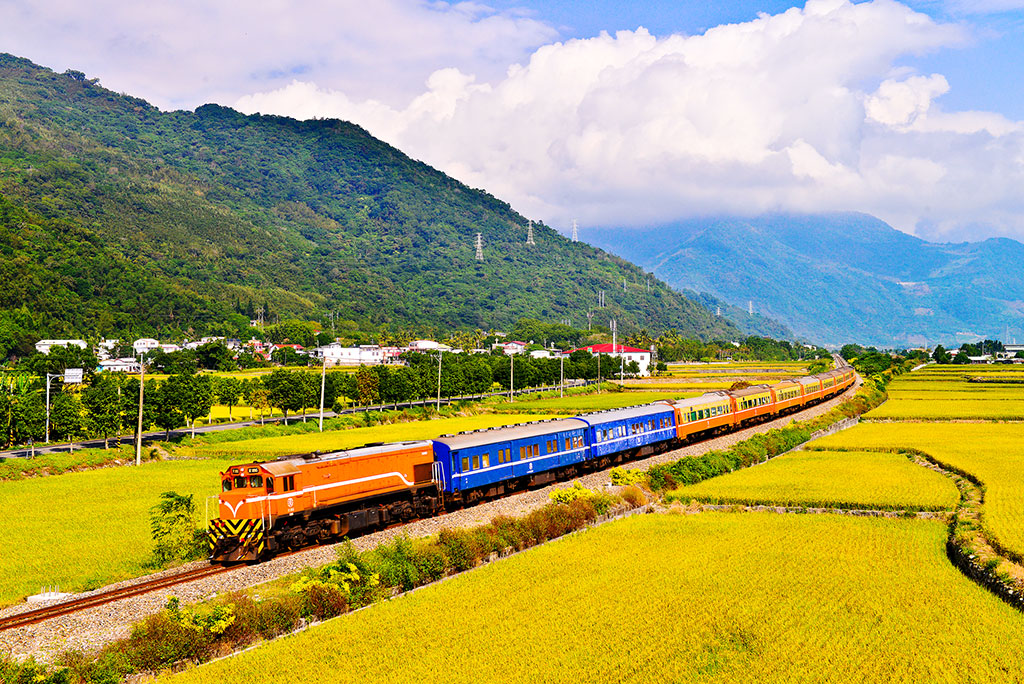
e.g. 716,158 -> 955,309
208,365 -> 855,561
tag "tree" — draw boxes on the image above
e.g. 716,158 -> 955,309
264,368 -> 305,424
13,389 -> 45,446
952,351 -> 971,365
932,345 -> 951,364
149,491 -> 205,564
355,366 -> 380,405
196,342 -> 237,372
178,374 -> 214,437
215,377 -> 243,420
82,374 -> 122,448
242,378 -> 271,424
51,392 -> 85,442
153,376 -> 187,439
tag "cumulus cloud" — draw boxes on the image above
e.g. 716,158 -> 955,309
236,0 -> 1024,240
0,0 -> 556,109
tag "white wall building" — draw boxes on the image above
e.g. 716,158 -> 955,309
313,343 -> 385,366
568,343 -> 653,377
99,358 -> 142,373
133,338 -> 160,355
35,339 -> 87,355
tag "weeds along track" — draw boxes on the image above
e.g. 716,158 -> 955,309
0,564 -> 233,631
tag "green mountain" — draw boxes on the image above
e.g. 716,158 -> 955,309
583,213 -> 1024,348
0,54 -> 741,357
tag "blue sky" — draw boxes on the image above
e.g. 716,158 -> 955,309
2,0 -> 1024,240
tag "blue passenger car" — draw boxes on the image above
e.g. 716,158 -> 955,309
578,404 -> 677,459
432,419 -> 589,494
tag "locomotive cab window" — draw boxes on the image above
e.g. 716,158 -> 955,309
249,475 -> 263,488
222,479 -> 232,492
266,478 -> 275,493
234,476 -> 246,489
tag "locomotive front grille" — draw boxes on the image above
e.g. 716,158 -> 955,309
208,517 -> 265,561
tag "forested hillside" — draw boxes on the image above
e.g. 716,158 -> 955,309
0,54 -> 739,357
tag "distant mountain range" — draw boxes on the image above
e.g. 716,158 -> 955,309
0,54 -> 747,357
583,213 -> 1024,347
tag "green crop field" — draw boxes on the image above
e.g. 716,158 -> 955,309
489,391 -> 697,413
190,414 -> 563,458
0,460 -> 222,606
816,422 -> 1024,560
167,514 -> 1024,684
671,449 -> 958,511
864,398 -> 1024,420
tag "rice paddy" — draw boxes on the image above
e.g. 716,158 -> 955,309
0,460 -> 223,606
166,514 -> 1024,684
816,422 -> 1024,560
671,449 -> 958,511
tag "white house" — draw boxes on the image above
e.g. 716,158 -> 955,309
133,338 -> 160,355
495,341 -> 528,355
313,343 -> 385,366
35,339 -> 87,355
408,339 -> 450,352
568,343 -> 653,377
99,358 -> 142,373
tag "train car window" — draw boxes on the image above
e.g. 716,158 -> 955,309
533,444 -> 540,458
482,453 -> 490,468
462,456 -> 470,471
472,455 -> 480,470
267,478 -> 275,493
249,475 -> 263,488
284,476 -> 294,491
520,446 -> 526,460
222,479 -> 232,492
234,476 -> 246,489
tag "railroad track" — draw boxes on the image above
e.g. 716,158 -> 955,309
0,563 -> 233,631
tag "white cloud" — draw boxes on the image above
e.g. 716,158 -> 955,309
0,0 -> 556,109
237,0 -> 1024,240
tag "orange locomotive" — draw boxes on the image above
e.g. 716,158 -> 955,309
208,441 -> 441,561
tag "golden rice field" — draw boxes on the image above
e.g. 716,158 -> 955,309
670,449 -> 958,511
0,460 -> 222,606
190,413 -> 564,458
864,398 -> 1024,420
614,381 -> 734,390
886,389 -> 1024,401
816,422 -> 1024,560
167,514 -> 1024,684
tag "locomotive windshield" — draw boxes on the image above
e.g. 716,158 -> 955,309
222,479 -> 232,492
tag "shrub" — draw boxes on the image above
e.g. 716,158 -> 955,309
438,527 -> 478,571
549,481 -> 595,505
609,466 -> 644,486
149,491 -> 205,566
620,485 -> 648,507
370,535 -> 422,591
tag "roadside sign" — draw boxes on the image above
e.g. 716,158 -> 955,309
63,368 -> 84,384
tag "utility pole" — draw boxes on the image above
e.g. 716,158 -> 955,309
318,355 -> 327,432
136,356 -> 145,466
437,350 -> 443,410
509,354 -> 514,402
560,353 -> 565,398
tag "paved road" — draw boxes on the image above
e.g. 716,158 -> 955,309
0,381 -> 591,459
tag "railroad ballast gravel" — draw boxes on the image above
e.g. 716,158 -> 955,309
0,382 -> 859,662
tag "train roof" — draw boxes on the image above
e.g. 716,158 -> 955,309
433,419 -> 588,450
668,392 -> 731,409
262,440 -> 434,473
727,384 -> 772,397
797,376 -> 822,385
576,402 -> 676,426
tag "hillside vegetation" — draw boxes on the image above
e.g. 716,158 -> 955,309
0,54 -> 738,356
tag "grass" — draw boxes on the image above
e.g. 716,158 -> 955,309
816,422 -> 1024,560
166,514 -> 1024,684
669,449 -> 958,511
189,414 -> 563,458
0,460 -> 222,606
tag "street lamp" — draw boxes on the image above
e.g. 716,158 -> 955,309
318,354 -> 327,432
45,367 -> 83,444
136,355 -> 145,466
437,350 -> 443,410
